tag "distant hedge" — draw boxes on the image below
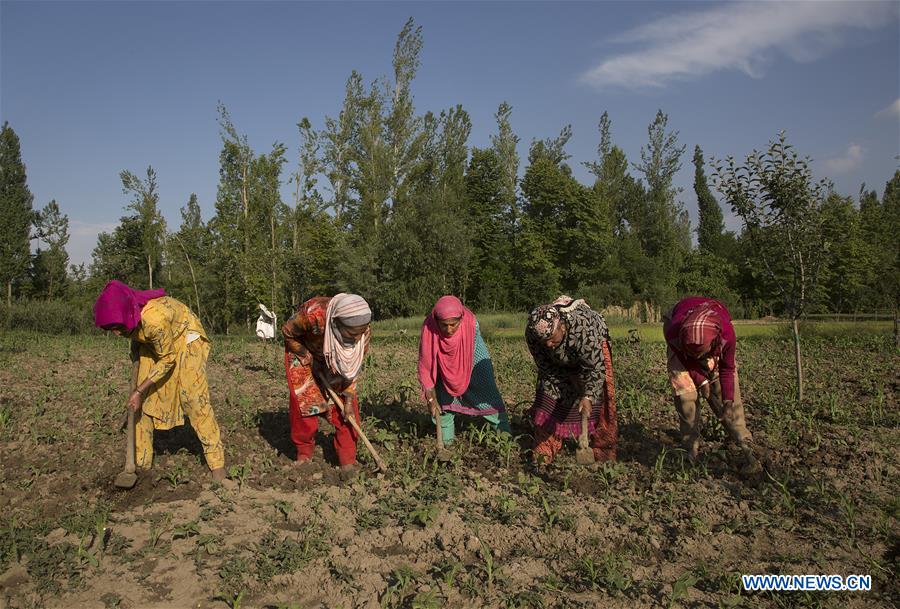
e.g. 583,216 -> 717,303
0,299 -> 95,334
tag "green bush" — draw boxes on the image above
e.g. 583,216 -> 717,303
0,299 -> 95,334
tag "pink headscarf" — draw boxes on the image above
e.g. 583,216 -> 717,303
93,280 -> 166,331
417,295 -> 476,397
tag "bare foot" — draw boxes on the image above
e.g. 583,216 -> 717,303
211,467 -> 227,482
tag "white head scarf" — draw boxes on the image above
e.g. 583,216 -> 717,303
323,293 -> 372,380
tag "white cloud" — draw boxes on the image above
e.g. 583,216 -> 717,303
824,143 -> 865,174
581,1 -> 898,89
875,98 -> 900,119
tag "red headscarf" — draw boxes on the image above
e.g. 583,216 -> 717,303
417,295 -> 476,397
679,302 -> 721,358
93,280 -> 166,331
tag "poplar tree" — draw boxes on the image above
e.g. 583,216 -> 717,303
465,147 -> 509,310
633,110 -> 690,304
32,200 -> 70,299
860,172 -> 900,344
818,192 -> 867,312
91,216 -> 146,287
693,145 -> 726,255
490,102 -> 520,225
169,194 -> 207,320
120,166 -> 166,289
288,117 -> 324,308
0,122 -> 34,305
322,72 -> 364,226
584,112 -> 649,306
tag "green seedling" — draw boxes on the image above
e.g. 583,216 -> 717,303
478,538 -> 496,588
765,471 -> 796,516
410,589 -> 442,609
147,513 -> 173,550
273,500 -> 293,521
173,521 -> 200,540
77,533 -> 99,568
0,406 -> 11,429
158,458 -> 191,490
837,491 -> 857,538
381,565 -> 417,609
195,534 -> 223,556
228,463 -> 250,491
410,504 -> 439,528
669,571 -> 699,608
541,497 -> 562,531
434,559 -> 460,588
213,590 -> 245,609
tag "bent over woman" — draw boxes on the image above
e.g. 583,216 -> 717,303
282,293 -> 371,479
663,296 -> 758,471
525,296 -> 617,464
418,295 -> 511,445
94,280 -> 226,481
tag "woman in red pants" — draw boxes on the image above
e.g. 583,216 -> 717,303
281,293 -> 371,480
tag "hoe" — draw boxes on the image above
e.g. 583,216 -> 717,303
114,361 -> 139,489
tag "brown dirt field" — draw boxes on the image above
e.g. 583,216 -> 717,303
0,329 -> 897,608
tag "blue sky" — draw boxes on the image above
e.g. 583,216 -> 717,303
3,1 -> 898,267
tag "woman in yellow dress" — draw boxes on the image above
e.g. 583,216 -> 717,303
93,280 -> 226,481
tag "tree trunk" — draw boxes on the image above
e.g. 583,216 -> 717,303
893,304 -> 899,351
792,317 -> 804,402
271,214 -> 277,322
224,274 -> 230,336
174,237 -> 201,321
147,256 -> 154,290
242,164 -> 250,256
292,218 -> 299,308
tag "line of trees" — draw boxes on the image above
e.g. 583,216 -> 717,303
1,19 -> 898,335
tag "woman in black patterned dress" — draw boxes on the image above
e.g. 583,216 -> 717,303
525,296 -> 618,464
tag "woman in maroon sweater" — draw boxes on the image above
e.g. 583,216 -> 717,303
663,297 -> 758,471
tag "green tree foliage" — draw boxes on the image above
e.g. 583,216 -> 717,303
712,131 -> 828,400
0,122 -> 35,305
859,172 -> 900,317
120,167 -> 166,289
490,102 -> 520,225
693,145 -> 727,256
377,106 -> 472,317
209,105 -> 290,331
91,215 -> 146,287
61,22 -> 900,327
167,194 -> 209,321
286,117 -> 340,310
464,147 -> 512,310
631,110 -> 690,304
584,114 -> 654,306
518,127 -> 612,306
818,191 -> 868,312
676,250 -> 740,310
518,131 -> 572,306
30,200 -> 70,299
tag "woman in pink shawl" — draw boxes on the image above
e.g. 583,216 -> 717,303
418,296 -> 510,445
